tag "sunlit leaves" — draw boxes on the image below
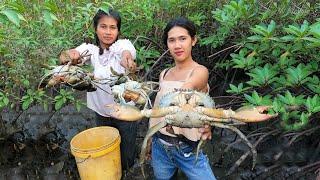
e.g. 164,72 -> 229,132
226,83 -> 249,94
231,48 -> 263,70
248,20 -> 279,42
246,64 -> 278,87
285,64 -> 314,87
0,9 -> 23,26
244,91 -> 273,106
277,91 -> 305,106
54,89 -> 74,110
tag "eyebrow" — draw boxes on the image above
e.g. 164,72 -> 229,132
168,35 -> 188,39
99,24 -> 117,27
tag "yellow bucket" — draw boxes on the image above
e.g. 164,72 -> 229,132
70,126 -> 122,180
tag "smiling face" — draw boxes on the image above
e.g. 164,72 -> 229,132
96,16 -> 119,49
167,26 -> 196,62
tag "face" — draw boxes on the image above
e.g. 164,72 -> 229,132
96,16 -> 119,49
167,26 -> 196,62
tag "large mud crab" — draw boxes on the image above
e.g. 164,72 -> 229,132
111,80 -> 159,109
38,50 -> 97,91
38,64 -> 97,91
108,89 -> 277,175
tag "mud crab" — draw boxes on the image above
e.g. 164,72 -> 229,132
38,64 -> 96,91
38,49 -> 98,91
108,89 -> 277,175
111,80 -> 159,109
109,66 -> 159,108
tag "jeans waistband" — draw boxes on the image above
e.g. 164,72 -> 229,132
154,132 -> 199,149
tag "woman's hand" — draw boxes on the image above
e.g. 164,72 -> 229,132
199,124 -> 212,140
59,49 -> 81,65
120,50 -> 136,72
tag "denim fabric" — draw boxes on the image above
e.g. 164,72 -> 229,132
151,137 -> 216,180
95,113 -> 138,170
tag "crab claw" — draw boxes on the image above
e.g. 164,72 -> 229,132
233,106 -> 278,122
106,104 -> 144,121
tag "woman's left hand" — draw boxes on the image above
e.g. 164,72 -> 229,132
120,50 -> 137,72
199,124 -> 212,140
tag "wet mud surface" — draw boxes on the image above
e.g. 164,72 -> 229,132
1,105 -> 319,179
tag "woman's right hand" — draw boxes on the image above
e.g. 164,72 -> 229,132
59,49 -> 81,65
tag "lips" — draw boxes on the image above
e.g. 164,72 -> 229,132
174,51 -> 184,56
104,37 -> 113,41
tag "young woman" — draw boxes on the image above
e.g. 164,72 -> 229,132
60,9 -> 137,171
149,17 -> 216,180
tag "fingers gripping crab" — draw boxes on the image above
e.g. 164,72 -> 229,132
108,89 -> 277,175
109,67 -> 159,109
38,50 -> 99,91
38,65 -> 96,91
111,80 -> 159,109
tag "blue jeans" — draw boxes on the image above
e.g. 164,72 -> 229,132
151,137 -> 216,180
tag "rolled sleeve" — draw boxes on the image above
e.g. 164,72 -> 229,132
75,43 -> 90,54
112,39 -> 136,59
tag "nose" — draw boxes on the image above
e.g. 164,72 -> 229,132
173,41 -> 181,49
105,27 -> 111,34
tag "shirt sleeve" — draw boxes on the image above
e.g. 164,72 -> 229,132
111,39 -> 136,59
75,43 -> 90,54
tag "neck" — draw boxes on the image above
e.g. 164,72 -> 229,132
175,58 -> 195,70
99,42 -> 111,50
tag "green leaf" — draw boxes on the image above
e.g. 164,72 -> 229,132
244,93 -> 257,105
22,99 -> 32,110
55,99 -> 65,110
3,97 -> 9,106
75,101 -> 82,112
281,35 -> 295,41
247,35 -> 262,41
313,106 -> 320,113
43,10 -> 53,26
1,9 -> 20,26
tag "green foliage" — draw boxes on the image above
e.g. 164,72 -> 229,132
285,63 -> 314,87
136,46 -> 160,71
226,83 -> 249,94
0,0 -> 319,131
54,89 -> 74,110
244,91 -> 273,106
246,64 -> 278,87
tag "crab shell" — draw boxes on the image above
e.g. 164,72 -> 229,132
159,90 -> 215,108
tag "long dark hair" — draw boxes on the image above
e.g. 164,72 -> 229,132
93,9 -> 121,55
162,17 -> 196,48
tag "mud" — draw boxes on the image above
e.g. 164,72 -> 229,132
0,103 -> 319,179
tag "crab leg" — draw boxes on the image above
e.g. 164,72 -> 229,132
196,106 -> 276,122
139,121 -> 167,178
106,104 -> 180,121
210,122 -> 257,169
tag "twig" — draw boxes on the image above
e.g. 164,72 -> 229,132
274,126 -> 320,161
133,35 -> 165,52
143,49 -> 169,81
208,44 -> 242,58
226,129 -> 280,176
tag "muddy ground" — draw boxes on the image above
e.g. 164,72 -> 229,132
0,103 -> 319,180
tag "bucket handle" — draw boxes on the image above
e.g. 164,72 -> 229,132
76,155 -> 91,164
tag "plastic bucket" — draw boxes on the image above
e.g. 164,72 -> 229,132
70,126 -> 121,180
